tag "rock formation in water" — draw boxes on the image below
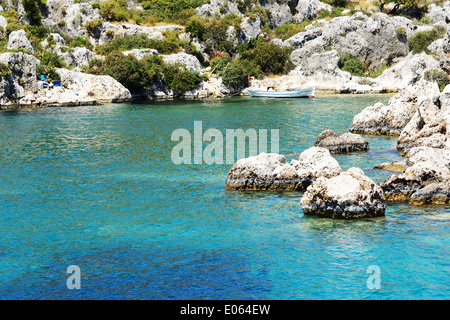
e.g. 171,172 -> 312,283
397,95 -> 450,155
300,167 -> 386,219
314,130 -> 369,153
225,147 -> 341,191
380,147 -> 450,204
350,80 -> 440,136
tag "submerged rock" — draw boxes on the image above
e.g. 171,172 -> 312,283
314,130 -> 369,153
300,167 -> 386,219
350,80 -> 440,136
225,147 -> 341,191
374,161 -> 407,173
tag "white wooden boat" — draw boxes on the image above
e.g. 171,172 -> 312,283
247,88 -> 315,98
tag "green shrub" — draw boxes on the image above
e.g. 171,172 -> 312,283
0,62 -> 11,78
22,0 -> 42,25
162,63 -> 202,95
95,33 -> 184,55
424,69 -> 450,91
275,23 -> 305,41
221,13 -> 243,29
87,51 -> 163,92
368,62 -> 388,78
241,42 -> 293,75
408,27 -> 446,54
340,54 -> 365,77
36,64 -> 58,81
139,0 -> 203,24
85,19 -> 104,34
396,27 -> 406,37
221,58 -> 263,87
114,10 -> 129,22
99,0 -> 128,21
185,16 -> 206,41
209,56 -> 232,74
69,36 -> 93,50
40,50 -> 66,68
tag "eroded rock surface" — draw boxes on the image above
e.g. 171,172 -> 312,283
301,167 -> 386,219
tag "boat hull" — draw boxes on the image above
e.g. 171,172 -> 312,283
247,88 -> 314,98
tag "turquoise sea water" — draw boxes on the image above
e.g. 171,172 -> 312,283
0,95 -> 448,300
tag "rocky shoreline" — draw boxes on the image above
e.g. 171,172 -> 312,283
3,1 -> 450,108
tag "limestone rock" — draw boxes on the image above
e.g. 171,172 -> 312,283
301,167 -> 386,219
380,151 -> 450,202
350,80 -> 440,136
91,22 -> 182,45
314,130 -> 369,153
372,53 -> 440,91
7,29 -> 34,54
409,181 -> 450,205
42,0 -> 102,38
196,0 -> 317,29
0,15 -> 7,34
225,147 -> 341,191
0,52 -> 38,106
425,2 -> 450,23
123,49 -> 158,60
406,147 -> 450,168
287,12 -> 417,70
224,153 -> 303,190
161,53 -> 203,74
237,17 -> 262,43
61,47 -> 96,68
56,68 -> 132,102
397,95 -> 450,154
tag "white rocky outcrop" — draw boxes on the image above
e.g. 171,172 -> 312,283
225,147 -> 341,191
372,53 -> 440,91
381,147 -> 450,203
314,130 -> 369,153
161,53 -> 203,74
196,0 -> 317,28
56,68 -> 132,102
426,2 -> 450,23
300,167 -> 386,219
7,29 -> 34,54
286,12 -> 418,70
123,49 -> 158,60
0,15 -> 7,34
350,80 -> 440,136
91,22 -> 183,45
40,33 -> 97,68
397,94 -> 450,154
0,52 -> 38,106
42,0 -> 102,38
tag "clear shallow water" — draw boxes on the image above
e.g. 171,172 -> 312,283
0,95 -> 448,300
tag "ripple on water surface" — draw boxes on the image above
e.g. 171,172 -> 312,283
0,95 -> 448,299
